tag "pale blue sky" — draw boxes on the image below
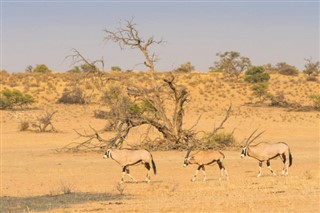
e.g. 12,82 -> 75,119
1,1 -> 319,72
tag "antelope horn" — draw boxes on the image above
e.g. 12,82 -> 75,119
185,146 -> 193,158
245,129 -> 258,146
247,130 -> 266,146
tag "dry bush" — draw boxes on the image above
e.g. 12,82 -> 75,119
31,111 -> 58,132
58,87 -> 89,104
19,121 -> 30,131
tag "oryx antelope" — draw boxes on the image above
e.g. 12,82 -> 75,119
103,149 -> 156,183
241,130 -> 293,177
184,147 -> 229,181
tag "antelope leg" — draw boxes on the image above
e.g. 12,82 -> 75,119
257,162 -> 262,177
218,161 -> 225,181
125,167 -> 137,183
224,169 -> 229,180
201,165 -> 207,181
145,163 -> 151,183
121,166 -> 127,183
266,161 -> 276,176
192,166 -> 202,182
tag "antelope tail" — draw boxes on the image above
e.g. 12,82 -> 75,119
289,149 -> 293,167
151,158 -> 157,175
149,152 -> 157,175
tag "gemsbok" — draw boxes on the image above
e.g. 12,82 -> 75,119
241,130 -> 293,177
103,149 -> 156,183
184,147 -> 229,181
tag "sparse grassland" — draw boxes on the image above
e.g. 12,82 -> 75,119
1,71 -> 319,212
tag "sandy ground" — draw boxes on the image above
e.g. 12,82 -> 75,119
1,103 -> 319,213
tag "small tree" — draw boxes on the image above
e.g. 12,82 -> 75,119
251,82 -> 270,103
33,64 -> 52,73
67,66 -> 81,73
244,66 -> 270,83
310,94 -> 320,110
174,62 -> 195,73
303,57 -> 320,77
276,62 -> 299,76
111,66 -> 122,72
0,89 -> 35,109
213,51 -> 251,80
25,65 -> 33,72
104,18 -> 164,72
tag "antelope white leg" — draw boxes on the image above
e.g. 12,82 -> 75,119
145,170 -> 151,183
201,170 -> 207,182
268,166 -> 276,176
219,169 -> 224,181
192,169 -> 199,182
267,161 -> 276,176
257,162 -> 262,178
284,165 -> 289,176
225,169 -> 229,180
127,173 -> 137,183
121,172 -> 125,183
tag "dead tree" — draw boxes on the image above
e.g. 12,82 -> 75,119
61,70 -> 235,152
125,74 -> 190,145
31,111 -> 58,132
104,18 -> 163,72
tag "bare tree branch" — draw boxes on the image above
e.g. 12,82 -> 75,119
207,104 -> 232,138
104,18 -> 164,71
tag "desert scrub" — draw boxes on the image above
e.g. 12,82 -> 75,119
207,131 -> 235,147
58,87 -> 88,104
244,66 -> 270,83
0,89 -> 36,109
251,82 -> 271,103
309,94 -> 320,110
19,121 -> 30,131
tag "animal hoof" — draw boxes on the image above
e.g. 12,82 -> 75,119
191,178 -> 195,182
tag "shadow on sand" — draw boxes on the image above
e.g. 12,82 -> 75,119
1,192 -> 127,213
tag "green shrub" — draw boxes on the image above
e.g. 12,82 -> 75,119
310,94 -> 320,110
128,100 -> 155,116
101,85 -> 122,105
303,58 -> 320,77
33,64 -> 52,73
208,68 -> 223,73
244,66 -> 270,83
206,131 -> 235,147
0,89 -> 36,109
174,62 -> 195,73
276,62 -> 299,76
251,82 -> 271,102
67,66 -> 81,73
111,66 -> 122,72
